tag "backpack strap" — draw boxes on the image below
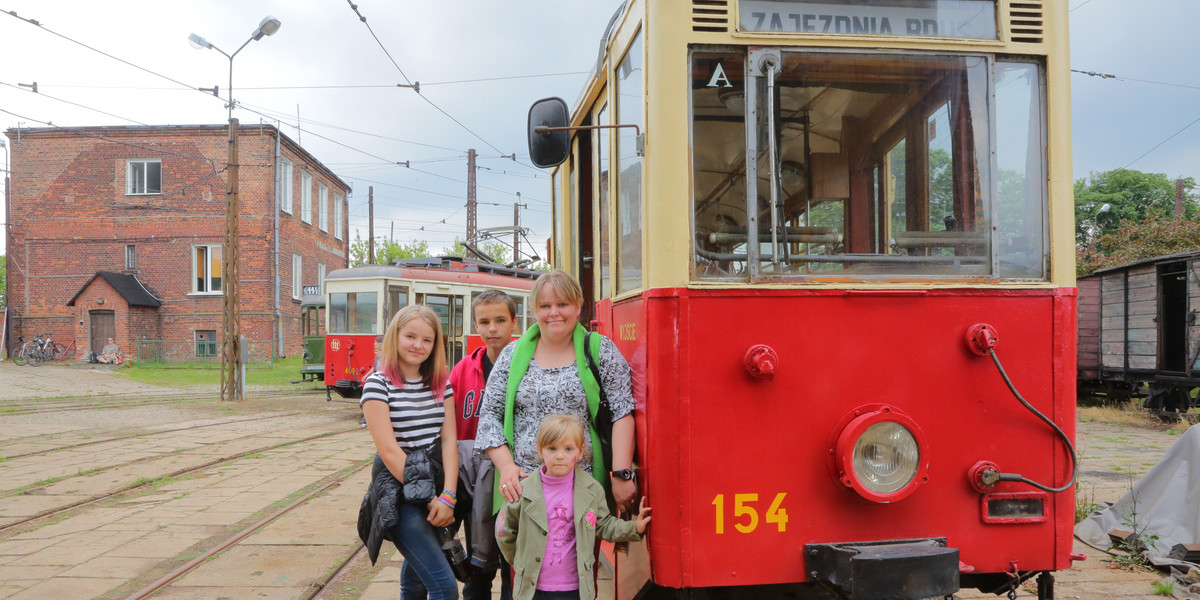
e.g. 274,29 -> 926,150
493,323 -> 608,513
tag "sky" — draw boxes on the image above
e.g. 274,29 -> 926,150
1,0 -> 1198,260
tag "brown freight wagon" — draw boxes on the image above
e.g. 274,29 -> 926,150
1077,250 -> 1200,416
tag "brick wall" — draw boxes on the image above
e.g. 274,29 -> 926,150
4,124 -> 350,358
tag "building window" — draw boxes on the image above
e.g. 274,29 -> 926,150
127,160 -> 161,195
125,245 -> 136,270
293,254 -> 303,300
193,245 -> 222,293
334,194 -> 343,240
195,330 -> 218,357
301,171 -> 312,223
319,184 -> 329,232
318,262 -> 326,294
279,157 -> 294,214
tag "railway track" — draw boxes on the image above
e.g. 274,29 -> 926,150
0,389 -> 322,417
1,410 -> 308,460
0,424 -> 363,534
121,460 -> 371,600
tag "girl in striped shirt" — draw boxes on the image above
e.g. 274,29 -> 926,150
362,305 -> 460,600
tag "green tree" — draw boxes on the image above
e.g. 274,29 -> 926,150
348,232 -> 432,266
1076,213 -> 1200,275
1074,169 -> 1197,245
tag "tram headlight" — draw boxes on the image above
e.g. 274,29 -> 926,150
853,422 -> 919,493
832,406 -> 928,503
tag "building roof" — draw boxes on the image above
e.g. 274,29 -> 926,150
1084,248 -> 1200,277
67,271 -> 163,308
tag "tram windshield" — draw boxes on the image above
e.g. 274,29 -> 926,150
691,50 -> 1046,280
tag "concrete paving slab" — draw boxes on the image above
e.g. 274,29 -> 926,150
171,544 -> 348,588
60,554 -> 163,579
147,586 -> 315,600
106,530 -> 211,559
4,576 -> 122,600
0,494 -> 90,519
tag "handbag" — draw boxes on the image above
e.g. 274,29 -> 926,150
584,332 -> 614,470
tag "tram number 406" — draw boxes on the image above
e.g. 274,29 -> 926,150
712,493 -> 788,534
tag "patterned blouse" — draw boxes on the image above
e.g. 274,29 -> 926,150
475,335 -> 634,474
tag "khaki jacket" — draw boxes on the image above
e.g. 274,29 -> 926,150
496,469 -> 642,600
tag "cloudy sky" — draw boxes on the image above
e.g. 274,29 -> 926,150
2,0 -> 1197,259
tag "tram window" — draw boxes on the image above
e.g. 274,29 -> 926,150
329,292 -> 379,334
615,31 -> 644,294
597,104 -> 612,298
387,285 -> 409,323
690,49 -> 1047,280
995,61 -> 1047,279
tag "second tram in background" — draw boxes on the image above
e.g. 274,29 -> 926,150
530,1 -> 1077,599
322,257 -> 537,399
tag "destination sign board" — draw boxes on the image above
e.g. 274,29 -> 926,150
739,0 -> 997,40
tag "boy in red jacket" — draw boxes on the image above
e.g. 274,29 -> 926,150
447,289 -> 517,600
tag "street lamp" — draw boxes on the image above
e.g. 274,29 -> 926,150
190,15 -> 281,402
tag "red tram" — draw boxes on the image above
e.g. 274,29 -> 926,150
530,1 -> 1077,599
323,257 -> 536,398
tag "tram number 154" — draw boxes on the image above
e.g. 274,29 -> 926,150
712,493 -> 788,534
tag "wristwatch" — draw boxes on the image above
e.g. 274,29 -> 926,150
610,469 -> 636,480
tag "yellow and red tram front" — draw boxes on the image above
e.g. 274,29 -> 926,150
533,1 -> 1076,598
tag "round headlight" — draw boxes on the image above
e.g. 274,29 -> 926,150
831,405 -> 928,502
852,422 -> 920,494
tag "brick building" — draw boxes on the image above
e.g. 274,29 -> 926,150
4,124 -> 350,361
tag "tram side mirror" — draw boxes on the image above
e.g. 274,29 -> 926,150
528,97 -> 570,168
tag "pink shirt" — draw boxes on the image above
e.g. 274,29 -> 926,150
537,466 -> 579,591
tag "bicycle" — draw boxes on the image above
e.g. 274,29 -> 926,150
13,335 -> 45,366
46,337 -> 74,361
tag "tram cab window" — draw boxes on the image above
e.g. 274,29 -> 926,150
690,50 -> 1047,280
329,292 -> 379,334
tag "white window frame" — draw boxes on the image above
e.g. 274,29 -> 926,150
279,157 -> 294,214
127,159 -> 162,195
193,244 -> 222,294
301,171 -> 312,223
334,194 -> 343,240
125,245 -> 136,270
319,184 -> 329,232
293,254 -> 303,300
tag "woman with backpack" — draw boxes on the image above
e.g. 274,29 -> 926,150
474,269 -> 638,516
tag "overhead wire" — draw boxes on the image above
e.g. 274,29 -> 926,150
0,80 -> 148,126
4,4 -> 550,247
1071,70 -> 1200,168
343,0 -> 506,155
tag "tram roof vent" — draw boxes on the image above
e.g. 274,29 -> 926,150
693,0 -> 729,33
1008,0 -> 1044,44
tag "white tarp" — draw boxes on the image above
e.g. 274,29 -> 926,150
1075,425 -> 1200,568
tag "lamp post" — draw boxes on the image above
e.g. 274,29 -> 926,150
190,16 -> 281,401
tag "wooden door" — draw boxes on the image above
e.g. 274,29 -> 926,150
89,310 -> 115,354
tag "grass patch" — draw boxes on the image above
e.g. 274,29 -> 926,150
116,357 -> 324,389
1078,404 -> 1195,432
1151,580 -> 1175,596
1075,484 -> 1098,524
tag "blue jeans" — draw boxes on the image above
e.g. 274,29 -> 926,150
409,527 -> 511,600
388,503 -> 459,600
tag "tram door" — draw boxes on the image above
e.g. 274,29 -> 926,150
418,293 -> 466,368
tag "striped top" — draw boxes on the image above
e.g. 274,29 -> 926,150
360,372 -> 453,448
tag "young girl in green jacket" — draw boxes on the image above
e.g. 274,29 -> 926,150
496,415 -> 650,600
